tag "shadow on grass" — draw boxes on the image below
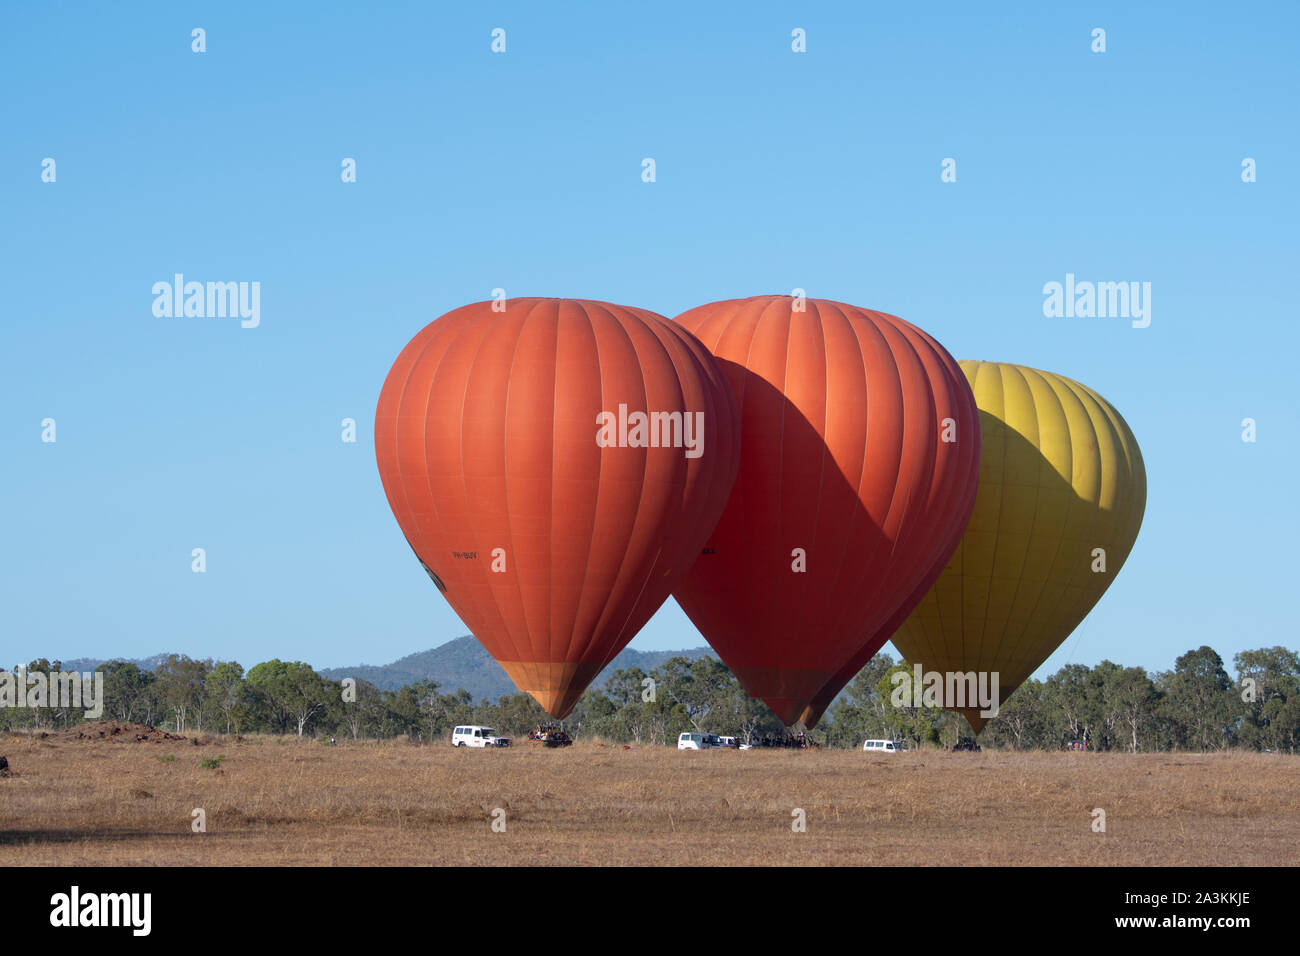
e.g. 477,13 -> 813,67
0,829 -> 196,846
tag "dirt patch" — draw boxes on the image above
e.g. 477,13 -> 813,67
62,721 -> 188,743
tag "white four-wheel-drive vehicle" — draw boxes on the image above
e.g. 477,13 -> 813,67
862,739 -> 905,753
678,732 -> 738,750
451,725 -> 511,748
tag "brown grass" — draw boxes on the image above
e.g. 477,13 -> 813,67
2,726 -> 1297,866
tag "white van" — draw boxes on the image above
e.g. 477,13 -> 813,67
678,732 -> 710,750
451,725 -> 510,748
862,739 -> 905,753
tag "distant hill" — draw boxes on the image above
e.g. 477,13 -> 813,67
41,640 -> 720,705
319,636 -> 719,700
51,654 -> 170,673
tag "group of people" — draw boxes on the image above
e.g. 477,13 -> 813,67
749,731 -> 818,749
527,723 -> 573,746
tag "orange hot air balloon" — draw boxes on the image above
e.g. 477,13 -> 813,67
672,296 -> 980,725
375,298 -> 740,718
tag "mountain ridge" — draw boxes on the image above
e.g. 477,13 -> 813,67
317,636 -> 719,699
50,638 -> 719,702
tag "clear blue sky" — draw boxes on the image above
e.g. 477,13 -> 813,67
2,2 -> 1296,679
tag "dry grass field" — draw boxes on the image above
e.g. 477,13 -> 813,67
2,723 -> 1297,866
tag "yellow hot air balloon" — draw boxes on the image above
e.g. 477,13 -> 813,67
880,360 -> 1146,734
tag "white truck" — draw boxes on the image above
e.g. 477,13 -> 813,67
451,725 -> 511,748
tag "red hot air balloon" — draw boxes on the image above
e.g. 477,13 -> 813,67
672,296 -> 979,726
374,298 -> 739,718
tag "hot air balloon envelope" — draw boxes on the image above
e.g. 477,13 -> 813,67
672,296 -> 980,725
375,298 -> 740,718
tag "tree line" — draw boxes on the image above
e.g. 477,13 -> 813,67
2,644 -> 1297,752
824,645 -> 1300,753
